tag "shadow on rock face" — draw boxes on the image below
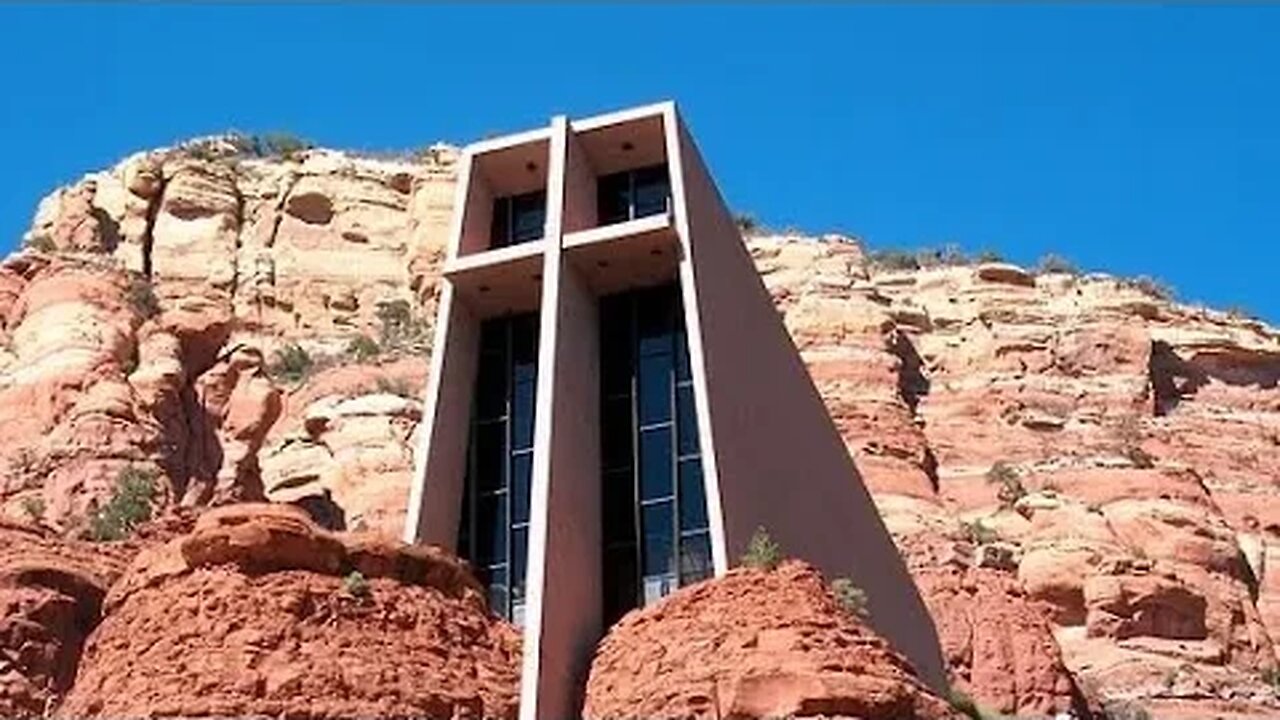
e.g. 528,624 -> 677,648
290,490 -> 347,531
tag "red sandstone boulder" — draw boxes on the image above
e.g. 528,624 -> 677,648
58,503 -> 519,719
584,560 -> 961,720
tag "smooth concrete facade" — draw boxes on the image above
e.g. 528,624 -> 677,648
405,101 -> 946,720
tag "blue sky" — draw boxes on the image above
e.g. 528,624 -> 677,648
2,4 -> 1277,319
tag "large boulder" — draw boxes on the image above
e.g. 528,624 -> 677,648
584,560 -> 961,720
58,504 -> 520,719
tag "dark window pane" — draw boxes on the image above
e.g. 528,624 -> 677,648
479,319 -> 507,353
678,459 -> 708,532
679,532 -> 713,585
512,380 -> 535,450
637,289 -> 674,357
597,171 -> 631,225
639,427 -> 673,501
512,526 -> 528,596
603,545 -> 639,624
512,452 -> 532,524
638,352 -> 672,425
632,164 -> 670,218
641,500 -> 675,577
490,197 -> 511,249
676,384 -> 699,456
476,493 -> 508,565
511,190 -> 546,243
601,345 -> 632,399
475,352 -> 508,419
511,315 -> 538,376
603,468 -> 636,544
602,397 -> 633,470
474,422 -> 506,492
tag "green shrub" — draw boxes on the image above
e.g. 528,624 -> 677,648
343,570 -> 371,598
734,213 -> 759,235
249,132 -> 312,161
977,249 -> 1003,263
376,299 -> 430,352
985,461 -> 1027,509
1226,305 -> 1256,321
740,526 -> 783,570
830,577 -> 868,618
271,343 -> 314,383
1123,275 -> 1174,301
347,334 -> 381,361
1036,253 -> 1078,275
126,275 -> 160,319
914,244 -> 969,268
24,234 -> 56,253
20,496 -> 45,522
88,466 -> 158,541
867,249 -> 920,271
182,139 -> 223,162
1262,666 -> 1280,694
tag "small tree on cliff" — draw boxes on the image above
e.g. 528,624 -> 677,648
740,526 -> 783,571
88,466 -> 158,541
347,333 -> 381,361
830,577 -> 868,618
342,570 -> 371,599
270,343 -> 314,384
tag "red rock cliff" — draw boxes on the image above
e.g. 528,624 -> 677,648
8,140 -> 1280,717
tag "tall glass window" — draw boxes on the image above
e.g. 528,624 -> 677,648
458,313 -> 538,623
599,282 -> 712,625
597,164 -> 671,226
491,189 -> 547,249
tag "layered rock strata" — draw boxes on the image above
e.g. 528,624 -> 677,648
11,142 -> 1280,716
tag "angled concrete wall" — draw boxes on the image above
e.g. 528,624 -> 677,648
669,112 -> 948,691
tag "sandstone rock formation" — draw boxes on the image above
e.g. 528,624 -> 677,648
585,560 -> 962,720
11,141 -> 1280,717
4,140 -> 452,535
58,503 -> 520,719
0,519 -> 129,717
770,247 -> 1280,718
261,356 -> 428,535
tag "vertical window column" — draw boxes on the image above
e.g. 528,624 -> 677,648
458,313 -> 538,623
600,282 -> 712,625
